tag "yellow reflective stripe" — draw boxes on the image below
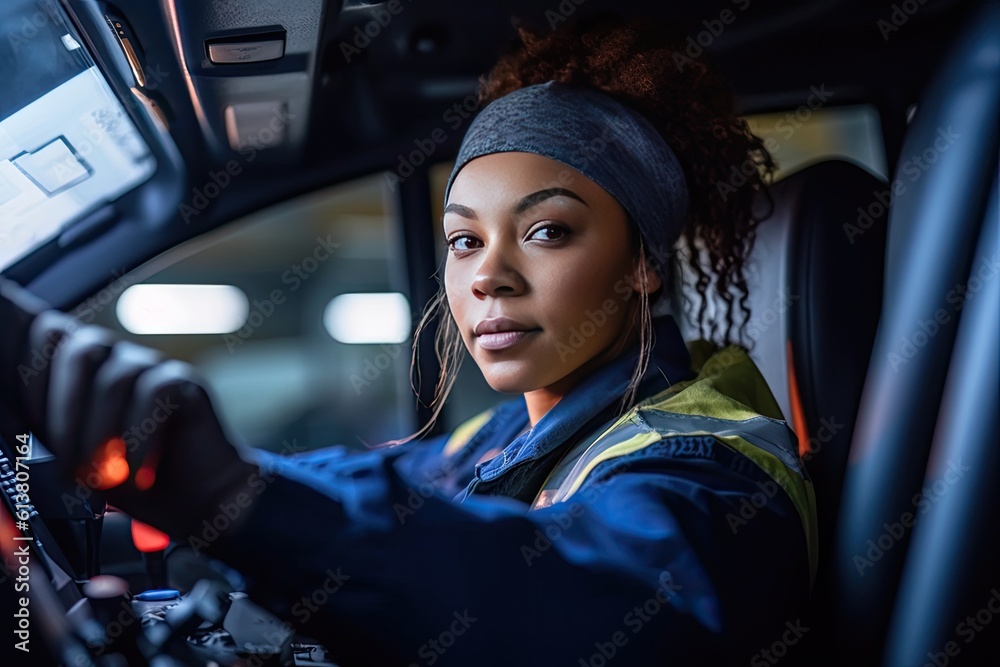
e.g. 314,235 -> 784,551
560,429 -> 662,501
533,414 -> 630,507
558,426 -> 818,586
442,408 -> 494,457
714,433 -> 819,584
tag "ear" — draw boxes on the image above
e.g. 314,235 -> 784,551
627,262 -> 663,295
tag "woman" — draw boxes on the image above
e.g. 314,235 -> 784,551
0,15 -> 815,666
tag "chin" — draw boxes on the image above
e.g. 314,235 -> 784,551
481,372 -> 535,395
477,360 -> 550,395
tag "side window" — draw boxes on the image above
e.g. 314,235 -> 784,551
91,175 -> 418,453
745,103 -> 888,181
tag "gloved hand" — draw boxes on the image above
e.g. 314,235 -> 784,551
0,277 -> 260,541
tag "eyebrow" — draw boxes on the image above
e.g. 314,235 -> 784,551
443,187 -> 589,220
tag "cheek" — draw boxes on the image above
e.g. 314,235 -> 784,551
445,262 -> 468,299
542,250 -> 631,321
443,265 -> 472,337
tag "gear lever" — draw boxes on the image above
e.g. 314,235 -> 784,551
132,518 -> 170,589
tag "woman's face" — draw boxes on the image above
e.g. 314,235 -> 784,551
444,151 -> 659,397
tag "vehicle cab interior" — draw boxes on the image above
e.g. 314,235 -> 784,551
0,0 -> 997,665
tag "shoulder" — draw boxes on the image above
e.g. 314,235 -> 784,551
542,342 -> 818,579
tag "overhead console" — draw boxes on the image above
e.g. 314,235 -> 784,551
158,0 -> 327,165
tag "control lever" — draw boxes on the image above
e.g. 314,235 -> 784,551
132,517 -> 170,589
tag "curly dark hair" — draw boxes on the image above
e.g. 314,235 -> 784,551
477,13 -> 776,346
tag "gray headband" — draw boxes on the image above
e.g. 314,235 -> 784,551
445,81 -> 690,265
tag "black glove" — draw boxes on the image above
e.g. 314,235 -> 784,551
0,277 -> 260,540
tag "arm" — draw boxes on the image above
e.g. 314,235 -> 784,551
205,440 -> 810,666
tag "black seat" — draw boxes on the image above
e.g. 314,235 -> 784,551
672,156 -> 889,659
737,158 -> 888,564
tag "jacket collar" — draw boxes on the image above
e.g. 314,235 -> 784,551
474,315 -> 695,482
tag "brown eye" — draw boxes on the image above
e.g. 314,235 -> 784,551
447,235 -> 482,253
528,225 -> 567,242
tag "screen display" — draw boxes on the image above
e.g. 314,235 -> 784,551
0,0 -> 156,271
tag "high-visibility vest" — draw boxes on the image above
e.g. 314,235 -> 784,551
443,342 -> 819,583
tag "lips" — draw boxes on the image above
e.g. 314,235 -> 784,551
473,317 -> 539,351
474,317 -> 533,336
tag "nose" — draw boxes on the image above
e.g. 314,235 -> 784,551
470,244 -> 525,299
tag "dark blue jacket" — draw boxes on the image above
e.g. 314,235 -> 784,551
205,316 -> 816,666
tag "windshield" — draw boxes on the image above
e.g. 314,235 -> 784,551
0,0 -> 155,271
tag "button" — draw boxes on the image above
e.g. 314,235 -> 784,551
134,589 -> 181,602
208,39 -> 284,64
